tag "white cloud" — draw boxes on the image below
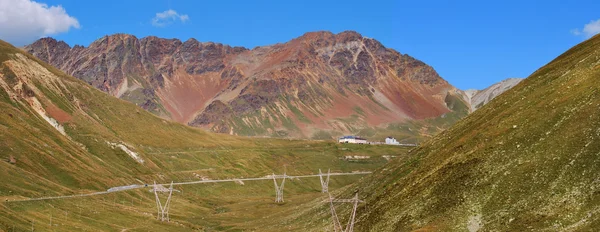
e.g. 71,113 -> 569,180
572,19 -> 600,38
0,0 -> 79,46
151,9 -> 189,27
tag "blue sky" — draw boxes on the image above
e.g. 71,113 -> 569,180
1,0 -> 599,90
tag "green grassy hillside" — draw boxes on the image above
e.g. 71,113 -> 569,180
338,33 -> 600,231
273,34 -> 600,232
0,40 -> 410,231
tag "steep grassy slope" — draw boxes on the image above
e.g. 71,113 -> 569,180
0,40 -> 410,231
271,34 -> 600,232
342,33 -> 600,231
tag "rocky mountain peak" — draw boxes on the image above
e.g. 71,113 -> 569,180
89,33 -> 139,48
24,37 -> 72,65
28,37 -> 67,48
294,31 -> 335,45
25,31 -> 465,139
335,30 -> 364,43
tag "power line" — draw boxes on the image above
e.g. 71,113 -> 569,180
8,172 -> 371,202
153,181 -> 175,222
327,192 -> 363,232
319,169 -> 331,193
272,173 -> 287,203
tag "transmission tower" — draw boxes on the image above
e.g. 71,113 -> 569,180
319,169 -> 331,193
327,192 -> 363,232
153,181 -> 174,222
272,173 -> 287,203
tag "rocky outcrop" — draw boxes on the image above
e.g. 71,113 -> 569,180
25,31 -> 465,138
460,78 -> 524,112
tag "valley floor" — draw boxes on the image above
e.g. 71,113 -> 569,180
0,144 -> 411,231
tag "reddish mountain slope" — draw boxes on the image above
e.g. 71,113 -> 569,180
25,31 -> 468,139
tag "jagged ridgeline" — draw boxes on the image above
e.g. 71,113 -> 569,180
0,38 -> 410,231
324,34 -> 600,230
25,31 -> 471,141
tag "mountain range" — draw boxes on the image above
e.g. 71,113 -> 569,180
2,28 -> 599,231
0,38 -> 408,231
24,31 -> 513,140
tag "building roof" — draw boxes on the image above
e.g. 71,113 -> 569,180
339,135 -> 366,140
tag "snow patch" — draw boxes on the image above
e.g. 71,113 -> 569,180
107,142 -> 144,164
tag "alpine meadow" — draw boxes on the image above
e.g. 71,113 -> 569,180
1,0 -> 599,231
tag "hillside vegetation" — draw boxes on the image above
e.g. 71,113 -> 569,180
267,33 -> 600,232
0,39 -> 410,231
341,32 -> 600,231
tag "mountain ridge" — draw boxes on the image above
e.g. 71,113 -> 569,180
25,31 -> 468,140
460,77 -> 524,112
0,38 -> 410,231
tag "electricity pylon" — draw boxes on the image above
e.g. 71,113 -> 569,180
153,181 -> 174,222
327,192 -> 363,232
272,173 -> 287,203
319,169 -> 331,193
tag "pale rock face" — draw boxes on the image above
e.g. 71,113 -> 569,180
106,142 -> 144,164
462,89 -> 479,103
460,78 -> 524,112
0,53 -> 67,136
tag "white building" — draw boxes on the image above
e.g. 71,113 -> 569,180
385,137 -> 400,145
338,135 -> 368,144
